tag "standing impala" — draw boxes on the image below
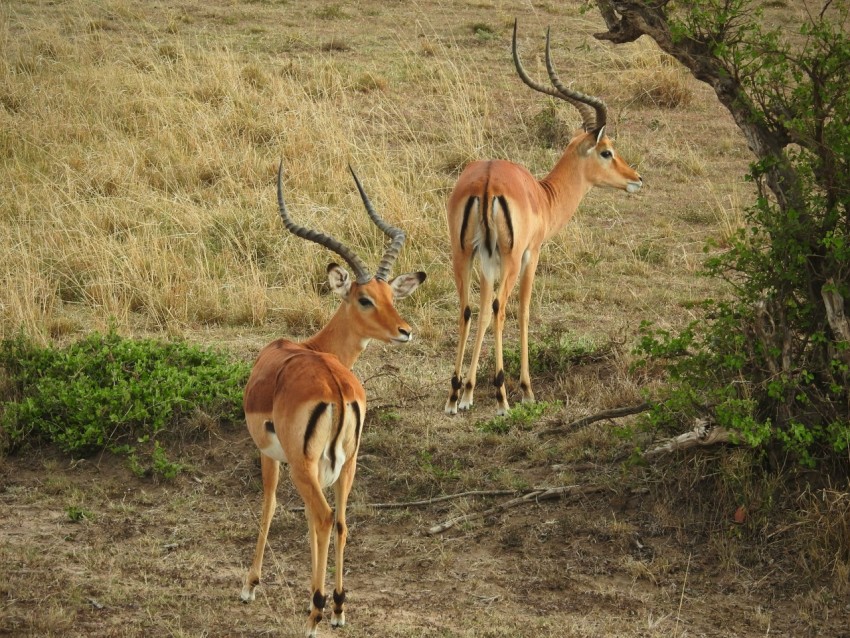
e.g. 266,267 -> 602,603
241,162 -> 425,637
444,22 -> 643,416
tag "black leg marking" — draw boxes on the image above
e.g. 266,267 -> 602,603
264,420 -> 274,433
493,369 -> 505,388
520,382 -> 529,393
450,375 -> 461,402
492,299 -> 500,315
303,402 -> 329,456
465,380 -> 473,390
333,589 -> 346,607
463,306 -> 472,323
313,590 -> 328,611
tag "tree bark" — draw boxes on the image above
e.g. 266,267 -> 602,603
592,0 -> 803,213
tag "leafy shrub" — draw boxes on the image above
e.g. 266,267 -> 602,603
0,329 -> 249,477
478,400 -> 561,434
504,330 -> 611,379
597,0 -> 850,468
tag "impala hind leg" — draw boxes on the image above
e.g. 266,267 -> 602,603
446,250 -> 474,414
296,472 -> 334,638
330,458 -> 357,627
517,251 -> 540,403
459,273 -> 495,411
241,453 -> 281,603
491,260 -> 521,415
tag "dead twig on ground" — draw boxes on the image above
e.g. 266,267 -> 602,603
427,485 -> 607,535
286,489 -> 517,512
643,420 -> 735,458
537,402 -> 651,437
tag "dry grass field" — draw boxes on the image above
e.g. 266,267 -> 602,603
1,1 -> 848,636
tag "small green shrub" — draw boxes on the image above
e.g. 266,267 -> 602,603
470,22 -> 497,42
504,330 -> 609,379
66,505 -> 94,522
418,449 -> 460,481
478,400 -> 561,434
0,329 -> 249,477
532,102 -> 571,149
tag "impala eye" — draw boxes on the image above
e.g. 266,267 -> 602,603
600,150 -> 613,159
358,297 -> 374,308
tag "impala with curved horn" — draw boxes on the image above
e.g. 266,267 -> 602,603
445,21 -> 642,416
241,162 -> 425,637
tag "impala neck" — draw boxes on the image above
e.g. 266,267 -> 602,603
302,303 -> 367,369
538,144 -> 594,237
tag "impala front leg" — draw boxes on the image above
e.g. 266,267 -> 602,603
241,452 -> 280,603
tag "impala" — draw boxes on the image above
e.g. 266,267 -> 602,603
444,21 -> 643,416
241,162 -> 425,637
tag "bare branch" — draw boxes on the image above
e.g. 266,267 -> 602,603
643,420 -> 736,459
537,402 -> 651,437
287,489 -> 519,512
427,485 -> 607,535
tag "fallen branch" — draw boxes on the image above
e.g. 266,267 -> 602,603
286,489 -> 516,512
427,484 -> 606,535
643,420 -> 735,459
537,402 -> 650,437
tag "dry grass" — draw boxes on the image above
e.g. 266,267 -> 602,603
1,1 -> 848,637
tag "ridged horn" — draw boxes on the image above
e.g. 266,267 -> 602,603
512,20 -> 608,133
348,165 -> 406,282
543,27 -> 607,132
276,161 -> 372,285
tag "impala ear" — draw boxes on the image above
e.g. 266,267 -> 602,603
580,126 -> 607,156
389,271 -> 426,300
327,262 -> 352,297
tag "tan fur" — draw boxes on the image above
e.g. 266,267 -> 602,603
445,129 -> 642,416
241,270 -> 423,638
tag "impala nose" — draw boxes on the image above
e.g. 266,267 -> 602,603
395,328 -> 411,343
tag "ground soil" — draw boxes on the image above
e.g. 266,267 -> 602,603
2,391 -> 847,638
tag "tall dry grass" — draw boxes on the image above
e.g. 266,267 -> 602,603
0,1 -> 731,348
0,5 -> 495,342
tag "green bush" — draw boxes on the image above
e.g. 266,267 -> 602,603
596,0 -> 850,468
478,400 -> 561,434
0,329 -> 250,477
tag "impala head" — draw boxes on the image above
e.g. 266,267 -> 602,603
276,161 -> 426,346
572,126 -> 643,193
512,20 -> 642,194
325,261 -> 425,344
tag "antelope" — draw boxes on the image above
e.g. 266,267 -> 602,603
240,162 -> 425,637
444,21 -> 643,416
